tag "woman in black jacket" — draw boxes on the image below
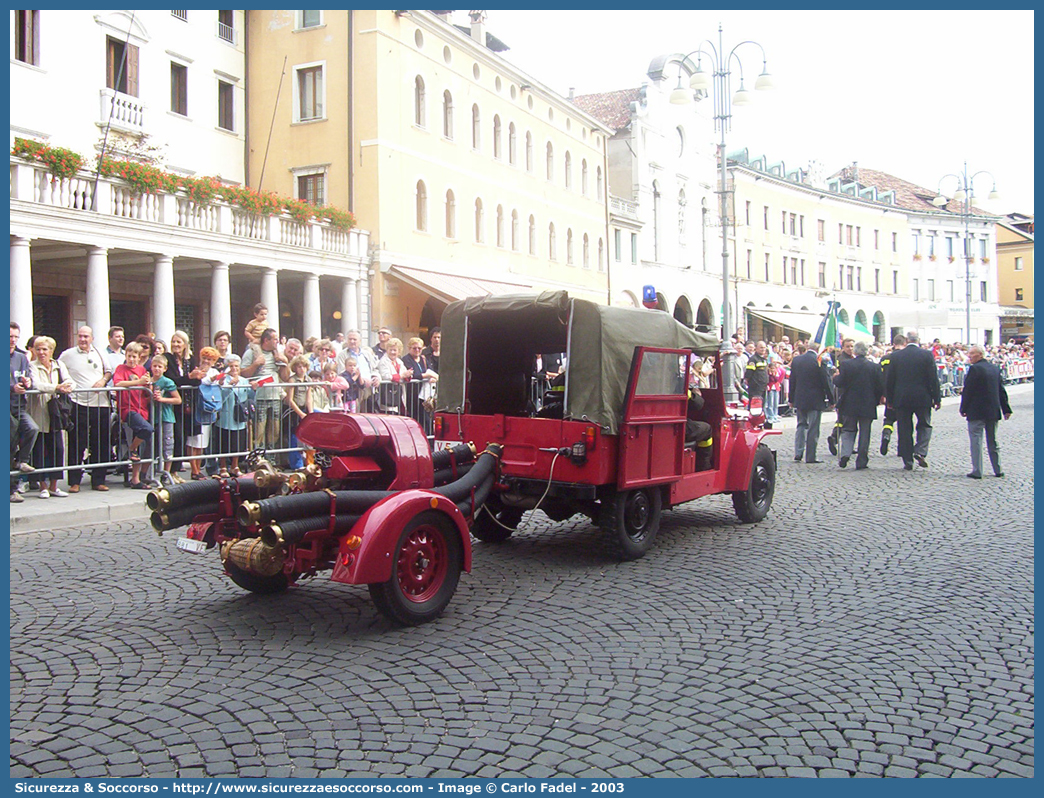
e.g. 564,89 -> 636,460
164,330 -> 201,481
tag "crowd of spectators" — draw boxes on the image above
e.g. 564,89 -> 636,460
9,308 -> 443,501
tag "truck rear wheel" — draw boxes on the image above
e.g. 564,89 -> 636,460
369,511 -> 462,625
470,499 -> 523,543
732,444 -> 775,523
602,488 -> 662,561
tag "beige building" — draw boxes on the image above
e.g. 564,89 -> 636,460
245,10 -> 613,342
996,214 -> 1034,339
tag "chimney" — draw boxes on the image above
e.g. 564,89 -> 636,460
851,161 -> 859,184
469,10 -> 486,46
568,87 -> 575,100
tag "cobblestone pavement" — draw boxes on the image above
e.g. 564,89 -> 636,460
11,388 -> 1034,779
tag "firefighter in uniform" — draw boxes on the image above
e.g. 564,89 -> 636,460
686,383 -> 714,470
878,333 -> 904,455
827,338 -> 856,455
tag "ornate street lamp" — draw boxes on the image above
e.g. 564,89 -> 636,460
669,24 -> 773,404
932,163 -> 999,344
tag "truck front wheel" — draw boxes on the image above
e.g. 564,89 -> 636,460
732,444 -> 776,523
602,488 -> 662,561
369,511 -> 463,625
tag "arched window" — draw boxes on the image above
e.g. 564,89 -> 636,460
474,198 -> 484,243
525,131 -> 533,172
496,204 -> 505,248
581,159 -> 589,195
564,151 -> 572,190
493,115 -> 502,159
511,210 -> 519,251
566,229 -> 574,265
528,215 -> 536,255
598,238 -> 604,272
445,189 -> 455,238
596,165 -> 603,198
508,123 -> 517,165
442,90 -> 453,139
415,180 -> 427,231
583,233 -> 590,269
546,142 -> 554,181
471,104 -> 480,150
414,76 -> 425,127
548,222 -> 557,261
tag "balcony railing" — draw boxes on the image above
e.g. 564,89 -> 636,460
217,20 -> 235,44
100,88 -> 145,135
609,195 -> 638,219
10,158 -> 367,260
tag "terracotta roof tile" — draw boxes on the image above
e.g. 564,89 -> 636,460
570,88 -> 641,132
833,166 -> 990,216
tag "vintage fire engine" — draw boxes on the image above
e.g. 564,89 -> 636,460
156,291 -> 778,625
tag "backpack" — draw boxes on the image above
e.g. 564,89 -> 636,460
195,383 -> 222,424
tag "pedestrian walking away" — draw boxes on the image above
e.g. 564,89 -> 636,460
832,341 -> 885,470
787,341 -> 833,463
959,343 -> 1012,479
884,331 -> 941,471
878,334 -> 903,455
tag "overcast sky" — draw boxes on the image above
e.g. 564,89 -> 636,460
458,9 -> 1034,215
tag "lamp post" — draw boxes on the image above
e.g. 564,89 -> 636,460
669,24 -> 773,403
932,163 -> 999,345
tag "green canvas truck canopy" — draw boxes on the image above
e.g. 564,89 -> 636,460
437,291 -> 720,435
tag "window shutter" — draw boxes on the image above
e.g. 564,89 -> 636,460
127,43 -> 140,97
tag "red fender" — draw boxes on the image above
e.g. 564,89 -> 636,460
329,490 -> 472,585
723,426 -> 781,492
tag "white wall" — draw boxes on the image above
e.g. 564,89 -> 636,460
10,9 -> 246,183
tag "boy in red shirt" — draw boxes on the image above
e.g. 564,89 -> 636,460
113,342 -> 155,489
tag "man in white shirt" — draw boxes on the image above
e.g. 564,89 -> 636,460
241,328 -> 288,456
59,326 -> 114,492
104,326 -> 125,371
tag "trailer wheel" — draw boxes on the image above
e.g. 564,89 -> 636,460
470,500 -> 523,543
732,444 -> 775,523
602,488 -> 662,561
224,560 -> 290,595
369,511 -> 462,625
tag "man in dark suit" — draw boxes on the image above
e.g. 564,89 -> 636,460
832,341 -> 885,469
884,331 -> 941,470
787,341 -> 833,463
959,344 -> 1012,478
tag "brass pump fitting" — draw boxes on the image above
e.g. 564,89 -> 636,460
260,524 -> 285,548
238,500 -> 263,526
146,487 -> 172,512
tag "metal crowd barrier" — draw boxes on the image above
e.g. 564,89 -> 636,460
9,378 -> 448,484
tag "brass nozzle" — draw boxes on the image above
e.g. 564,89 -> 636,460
260,524 -> 284,548
150,510 -> 169,533
237,501 -> 262,526
146,487 -> 171,512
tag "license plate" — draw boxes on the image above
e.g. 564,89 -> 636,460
176,537 -> 208,554
433,439 -> 455,452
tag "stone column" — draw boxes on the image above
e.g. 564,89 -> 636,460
260,267 -> 280,336
210,261 -> 231,339
152,254 -> 176,344
303,273 -> 322,341
342,277 -> 359,334
85,246 -> 110,339
10,236 -> 34,338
